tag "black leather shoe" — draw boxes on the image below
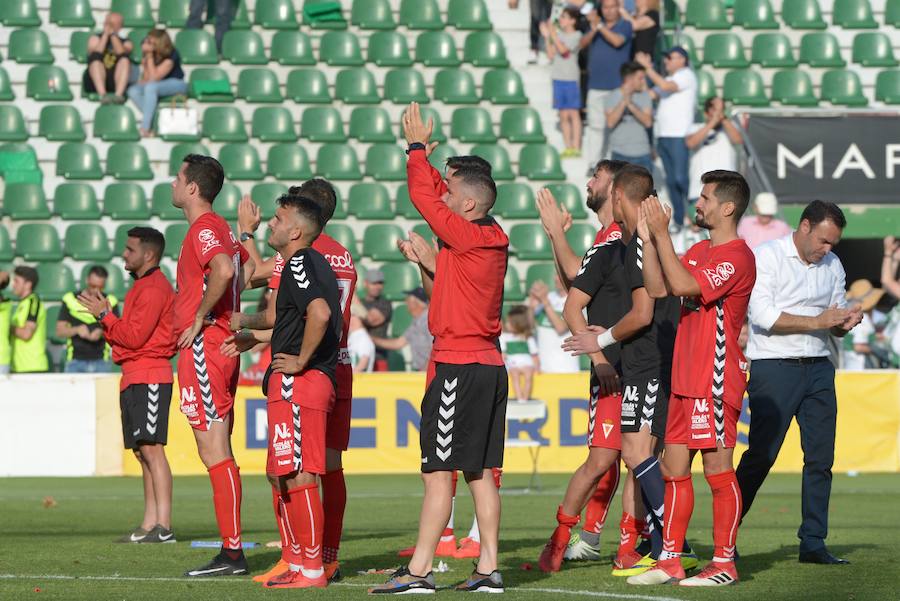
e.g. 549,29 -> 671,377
799,548 -> 849,565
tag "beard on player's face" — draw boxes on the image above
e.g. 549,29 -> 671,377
586,189 -> 606,212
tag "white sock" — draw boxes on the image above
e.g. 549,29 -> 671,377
447,496 -> 456,531
468,516 -> 480,542
289,563 -> 301,572
301,567 -> 324,578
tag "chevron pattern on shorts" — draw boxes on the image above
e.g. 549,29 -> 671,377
436,377 -> 457,462
192,333 -> 219,428
640,378 -> 659,430
281,375 -> 294,401
588,384 -> 599,443
146,383 -> 160,435
292,403 -> 302,472
712,300 -> 726,446
290,255 -> 310,290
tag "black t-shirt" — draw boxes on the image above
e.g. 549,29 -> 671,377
632,10 -> 660,57
620,236 -> 679,381
59,292 -> 119,360
268,248 -> 343,386
570,240 -> 628,373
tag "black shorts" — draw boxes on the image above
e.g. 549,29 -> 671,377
620,377 -> 669,439
120,383 -> 172,449
420,363 -> 508,473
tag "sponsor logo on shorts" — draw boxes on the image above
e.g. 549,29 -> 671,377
180,386 -> 199,419
703,261 -> 735,288
691,398 -> 711,439
198,228 -> 222,255
272,421 -> 293,464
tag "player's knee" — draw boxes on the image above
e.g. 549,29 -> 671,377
584,451 -> 614,476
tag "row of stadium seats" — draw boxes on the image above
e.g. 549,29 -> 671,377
677,0 -> 900,30
1,0 -> 492,32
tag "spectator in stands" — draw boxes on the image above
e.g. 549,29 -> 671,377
57,265 -> 120,373
528,277 -> 579,372
841,280 -> 882,369
686,96 -> 744,208
582,0 -> 634,167
540,7 -> 584,158
127,29 -> 187,138
509,0 -> 554,65
186,0 -> 236,55
636,47 -> 696,231
83,12 -> 134,105
501,305 -> 540,401
369,287 -> 433,372
348,316 -> 376,373
10,266 -> 48,373
360,269 -> 393,371
0,272 -> 11,374
620,0 -> 660,59
604,61 -> 654,172
738,192 -> 792,250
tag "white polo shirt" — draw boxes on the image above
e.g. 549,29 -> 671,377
656,67 -> 697,138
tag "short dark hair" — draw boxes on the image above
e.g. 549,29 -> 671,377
595,159 -> 629,178
182,154 -> 225,203
296,178 -> 338,223
701,170 -> 751,221
560,6 -> 581,21
613,165 -> 654,202
453,165 -> 497,211
127,226 -> 165,260
799,200 -> 847,230
446,155 -> 492,176
704,96 -> 720,113
87,265 -> 108,279
278,193 -> 325,240
620,61 -> 646,79
13,265 -> 38,289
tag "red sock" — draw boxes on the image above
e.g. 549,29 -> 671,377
553,506 -> 580,544
208,458 -> 242,550
617,513 -> 641,553
285,483 -> 324,572
584,462 -> 620,534
321,469 -> 347,564
707,470 -> 741,562
660,475 -> 694,562
491,467 -> 503,488
271,486 -> 292,561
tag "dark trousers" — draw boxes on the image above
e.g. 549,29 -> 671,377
657,137 -> 690,227
528,0 -> 553,51
186,0 -> 237,52
735,358 -> 837,553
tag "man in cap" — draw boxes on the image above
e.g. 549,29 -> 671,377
369,287 -> 432,372
738,193 -> 792,250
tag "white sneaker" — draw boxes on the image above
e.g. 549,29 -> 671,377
626,566 -> 683,585
563,532 -> 602,561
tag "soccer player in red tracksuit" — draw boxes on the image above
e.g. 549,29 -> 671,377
628,170 -> 756,587
171,155 -> 255,577
371,103 -> 509,594
79,227 -> 177,544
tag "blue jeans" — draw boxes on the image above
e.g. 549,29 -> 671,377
611,151 -> 654,175
127,78 -> 189,131
657,137 -> 690,227
65,359 -> 113,373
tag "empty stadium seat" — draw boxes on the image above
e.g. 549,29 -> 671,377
224,0 -> 251,29
236,68 -> 283,102
287,69 -> 331,103
783,0 -> 827,29
317,144 -> 361,180
428,144 -> 458,170
1,0 -> 40,26
771,70 -> 819,106
451,107 -> 496,143
168,142 -> 210,175
400,0 -> 443,29
0,106 -> 28,142
434,69 -> 479,104
500,107 -> 546,143
164,224 -> 189,259
887,0 -> 900,26
0,69 -> 14,101
876,70 -> 900,104
335,68 -> 380,103
65,223 -> 111,260
301,107 -> 346,142
368,31 -> 413,67
566,224 -> 597,257
202,106 -> 248,142
799,32 -> 846,67
103,183 -> 149,219
302,0 -> 348,30
509,224 -> 552,259
525,263 -> 557,292
255,0 -> 298,28
128,28 -> 150,63
0,228 -> 11,262
545,183 -> 588,219
157,0 -> 190,27
703,33 -> 749,68
363,225 -> 405,261
349,107 -> 394,142
384,68 -> 429,103
68,31 -> 92,64
189,68 -> 233,101
54,183 -> 101,219
833,0 -> 877,28
222,30 -> 267,64
4,183 -> 49,218
447,0 -> 491,30
214,183 -> 241,220
152,183 -> 181,219
351,0 -> 395,29
320,31 -> 364,66
267,144 -> 313,180
504,265 -> 525,301
463,32 -> 509,67
471,144 -> 515,180
36,264 -> 74,301
94,105 -> 139,141
685,0 -> 729,28
349,183 -> 393,219
723,69 -> 769,105
731,0 -> 778,28
50,0 -> 94,26
482,69 -> 528,104
107,143 -> 153,180
519,145 -> 565,180
220,143 -> 264,180
399,106 -> 447,142
395,185 -> 418,218
27,66 -> 73,101
9,29 -> 53,63
852,33 -> 898,67
251,107 -> 297,142
111,0 -> 154,27
56,142 -> 102,179
381,263 -> 420,301
175,30 -> 218,64
493,184 -> 537,218
415,32 -> 461,66
696,68 -> 717,106
270,31 -> 316,65
365,144 -> 406,181
390,305 -> 413,338
751,33 -> 798,67
821,69 -> 868,105
16,224 -> 61,261
411,222 -> 434,242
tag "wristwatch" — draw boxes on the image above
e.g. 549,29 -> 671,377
239,232 -> 255,242
98,309 -> 109,321
406,142 -> 426,155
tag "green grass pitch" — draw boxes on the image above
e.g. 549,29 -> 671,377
0,473 -> 897,600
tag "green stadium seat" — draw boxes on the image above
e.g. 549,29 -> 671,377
821,69 -> 868,106
223,0 -> 251,29
411,222 -> 434,242
65,223 -> 111,261
301,107 -> 346,142
415,32 -> 461,67
384,68 -> 429,103
220,143 -> 264,180
175,29 -> 218,64
396,185 -> 418,218
202,106 -> 248,142
54,183 -> 101,219
16,224 -> 62,261
50,0 -> 94,26
482,69 -> 528,104
0,68 -> 14,101
876,70 -> 900,104
799,32 -> 846,67
428,143 -> 458,171
545,183 -> 588,219
103,183 -> 149,219
367,32 -> 413,67
723,69 -> 769,106
852,33 -> 898,67
504,265 -> 525,301
106,142 -> 153,180
685,0 -> 729,28
9,29 -> 53,64
152,183 -> 181,219
286,69 -> 331,103
447,0 -> 491,29
782,0 -> 827,29
111,0 -> 154,27
127,28 -> 151,64
236,68 -> 283,103
499,107 -> 545,143
251,107 -> 297,142
189,68 -> 233,102
833,0 -> 877,28
81,264 -> 127,299
331,187 -> 348,220
365,144 -> 406,181
380,263 -> 420,301
434,69 -> 479,104
214,183 -> 241,220
348,183 -> 393,219
157,0 -> 190,27
335,68 -> 380,103
1,0 -> 40,26
0,227 -> 11,261
164,224 -> 190,259
363,225 -> 405,261
325,224 -> 357,256
566,224 -> 596,257
114,223 -> 144,253
267,144 -> 313,180
696,68 -> 717,106
303,0 -> 348,30
93,105 -> 139,141
703,33 -> 749,68
509,224 -> 551,259
731,0 -> 778,28
351,0 -> 395,29
270,31 -> 315,66
398,106 -> 446,142
771,70 -> 818,106
463,32 -> 509,67
525,263 -> 558,292
390,304 -> 412,338
519,144 -> 565,180
493,184 -> 537,218
349,107 -> 394,142
168,142 -> 210,175
56,142 -> 102,179
320,31 -> 364,66
222,30 -> 267,65
663,0 -> 681,27
0,106 -> 28,141
316,144 -> 361,180
36,264 -> 74,301
471,144 -> 515,181
255,0 -> 298,28
887,0 -> 900,26
400,0 -> 443,29
451,107 -> 496,143
751,33 -> 798,67
3,184 -> 48,218
68,31 -> 92,64
27,66 -> 72,101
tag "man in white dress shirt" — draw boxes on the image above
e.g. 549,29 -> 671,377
736,200 -> 862,565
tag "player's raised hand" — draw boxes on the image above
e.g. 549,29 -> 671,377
636,202 -> 652,242
402,102 -> 433,146
536,188 -> 565,236
238,195 -> 261,234
397,238 -> 419,264
642,196 -> 670,239
272,353 -> 305,375
562,324 -> 606,355
77,289 -> 111,318
409,230 -> 437,273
